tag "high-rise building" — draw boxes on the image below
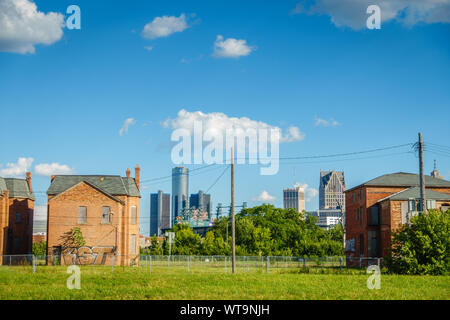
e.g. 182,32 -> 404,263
319,170 -> 346,210
172,167 -> 189,226
190,190 -> 212,218
283,186 -> 305,213
430,160 -> 443,179
150,190 -> 171,236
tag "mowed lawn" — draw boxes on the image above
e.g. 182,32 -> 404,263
0,266 -> 448,300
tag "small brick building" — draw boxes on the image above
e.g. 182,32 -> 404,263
46,166 -> 141,265
0,173 -> 34,257
345,172 -> 450,261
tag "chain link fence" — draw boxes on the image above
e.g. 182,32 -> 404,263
0,254 -> 383,274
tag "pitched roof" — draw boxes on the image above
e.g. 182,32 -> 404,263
377,186 -> 450,202
0,178 -> 35,200
47,175 -> 140,198
320,170 -> 345,188
346,172 -> 450,192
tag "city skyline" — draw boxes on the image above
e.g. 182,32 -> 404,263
1,0 -> 449,238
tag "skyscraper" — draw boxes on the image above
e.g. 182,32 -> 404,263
172,167 -> 189,226
283,186 -> 305,213
190,190 -> 212,218
319,170 -> 346,210
150,190 -> 171,236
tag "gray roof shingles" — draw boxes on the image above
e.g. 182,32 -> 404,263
346,172 -> 450,192
0,178 -> 35,200
47,175 -> 141,198
378,186 -> 450,202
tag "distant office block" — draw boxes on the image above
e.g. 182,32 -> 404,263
190,190 -> 212,218
283,186 -> 305,213
319,170 -> 346,210
150,190 -> 171,236
172,167 -> 189,227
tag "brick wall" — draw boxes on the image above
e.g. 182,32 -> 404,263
47,181 -> 139,265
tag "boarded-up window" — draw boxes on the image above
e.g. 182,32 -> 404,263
130,234 -> 136,254
369,206 -> 379,226
101,206 -> 110,224
78,207 -> 87,224
359,234 -> 364,256
131,206 -> 137,225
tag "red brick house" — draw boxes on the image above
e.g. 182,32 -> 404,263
345,172 -> 450,261
46,166 -> 141,265
0,172 -> 34,257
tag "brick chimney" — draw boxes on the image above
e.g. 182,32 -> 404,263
135,164 -> 140,190
126,168 -> 131,178
51,175 -> 56,182
26,172 -> 32,193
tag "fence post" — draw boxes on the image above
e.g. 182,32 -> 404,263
360,257 -> 362,269
187,256 -> 190,273
339,257 -> 343,273
266,256 -> 270,274
9,256 -> 11,266
111,255 -> 114,273
303,257 -> 306,269
224,256 -> 227,273
377,258 -> 380,268
149,256 -> 152,273
32,255 -> 36,274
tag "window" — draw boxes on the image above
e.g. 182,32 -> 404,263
131,206 -> 137,225
15,213 -> 21,223
101,206 -> 111,224
408,199 -> 416,211
355,209 -> 358,221
130,234 -> 136,254
359,234 -> 364,256
78,207 -> 87,224
426,200 -> 436,210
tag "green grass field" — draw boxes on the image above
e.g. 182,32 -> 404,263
0,266 -> 448,300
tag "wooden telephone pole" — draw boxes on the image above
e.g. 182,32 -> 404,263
418,133 -> 427,214
231,147 -> 236,273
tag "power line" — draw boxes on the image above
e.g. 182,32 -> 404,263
206,165 -> 230,193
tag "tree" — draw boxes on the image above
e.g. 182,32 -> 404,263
59,227 -> 85,253
32,240 -> 46,256
385,210 -> 450,275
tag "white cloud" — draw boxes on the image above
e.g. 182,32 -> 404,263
34,163 -> 75,176
0,0 -> 65,54
213,35 -> 255,58
253,190 -> 276,202
144,46 -> 153,51
163,109 -> 304,144
292,0 -> 450,30
294,182 -> 319,202
315,117 -> 340,127
142,13 -> 189,39
0,157 -> 34,177
119,118 -> 136,136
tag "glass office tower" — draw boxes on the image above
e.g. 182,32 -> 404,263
150,190 -> 170,236
172,167 -> 189,227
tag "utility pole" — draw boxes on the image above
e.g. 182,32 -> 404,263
418,133 -> 427,214
231,147 -> 236,274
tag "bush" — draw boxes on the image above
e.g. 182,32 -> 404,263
386,209 -> 450,275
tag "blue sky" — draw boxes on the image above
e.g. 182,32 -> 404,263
0,0 -> 449,236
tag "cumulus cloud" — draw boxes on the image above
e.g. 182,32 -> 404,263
34,163 -> 75,176
294,182 -> 319,202
292,0 -> 450,30
162,109 -> 304,144
213,35 -> 255,58
119,118 -> 136,136
315,117 -> 340,127
142,13 -> 189,39
252,190 -> 276,202
0,157 -> 34,177
0,0 -> 65,54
